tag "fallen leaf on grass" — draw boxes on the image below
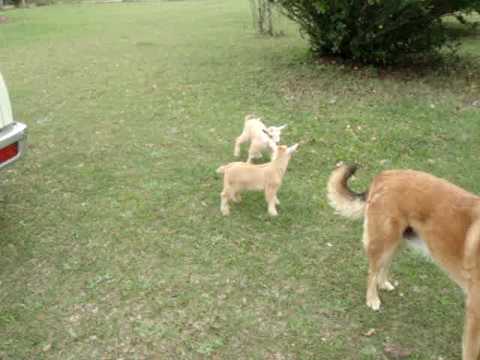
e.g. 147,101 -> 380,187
364,328 -> 376,337
384,344 -> 412,359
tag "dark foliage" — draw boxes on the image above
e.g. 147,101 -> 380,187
277,0 -> 480,64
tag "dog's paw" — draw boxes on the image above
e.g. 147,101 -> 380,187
221,208 -> 230,216
366,297 -> 381,311
379,281 -> 395,291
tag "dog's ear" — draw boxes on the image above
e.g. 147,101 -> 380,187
287,143 -> 299,155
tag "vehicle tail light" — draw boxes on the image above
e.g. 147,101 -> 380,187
0,142 -> 18,164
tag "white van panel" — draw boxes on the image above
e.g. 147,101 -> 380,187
0,73 -> 14,128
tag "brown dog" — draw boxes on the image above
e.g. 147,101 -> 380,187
327,164 -> 480,360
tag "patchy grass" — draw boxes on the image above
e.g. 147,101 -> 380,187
0,1 -> 479,359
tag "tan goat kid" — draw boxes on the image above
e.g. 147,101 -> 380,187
217,144 -> 299,216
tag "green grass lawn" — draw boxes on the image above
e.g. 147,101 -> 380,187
0,1 -> 479,359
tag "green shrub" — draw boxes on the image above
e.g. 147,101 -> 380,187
277,0 -> 480,64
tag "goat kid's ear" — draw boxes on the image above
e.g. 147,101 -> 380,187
262,128 -> 273,138
278,124 -> 288,131
287,143 -> 299,155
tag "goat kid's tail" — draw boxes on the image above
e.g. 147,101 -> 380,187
244,113 -> 258,124
327,164 -> 367,220
216,165 -> 227,174
216,163 -> 236,174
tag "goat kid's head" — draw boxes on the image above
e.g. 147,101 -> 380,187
265,124 -> 287,144
272,143 -> 299,160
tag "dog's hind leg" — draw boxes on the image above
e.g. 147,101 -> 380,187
463,285 -> 480,360
377,221 -> 405,292
364,212 -> 403,310
377,242 -> 401,292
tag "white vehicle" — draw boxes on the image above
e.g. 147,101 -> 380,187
0,73 -> 27,169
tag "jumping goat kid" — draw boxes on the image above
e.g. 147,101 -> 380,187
234,114 -> 287,163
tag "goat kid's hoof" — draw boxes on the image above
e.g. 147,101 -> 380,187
366,298 -> 381,311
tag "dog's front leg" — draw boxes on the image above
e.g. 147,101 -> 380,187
463,286 -> 480,360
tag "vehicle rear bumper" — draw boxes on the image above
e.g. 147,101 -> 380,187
0,122 -> 27,170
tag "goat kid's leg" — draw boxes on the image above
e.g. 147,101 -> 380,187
233,192 -> 242,203
247,142 -> 263,163
220,189 -> 231,216
234,132 -> 249,157
265,186 -> 278,216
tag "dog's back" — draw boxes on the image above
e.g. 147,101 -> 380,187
369,170 -> 478,232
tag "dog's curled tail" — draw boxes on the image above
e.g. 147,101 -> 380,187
327,164 -> 367,220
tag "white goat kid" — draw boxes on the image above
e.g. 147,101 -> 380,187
234,114 -> 287,163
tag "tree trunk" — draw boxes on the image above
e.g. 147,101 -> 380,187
257,0 -> 264,34
265,0 -> 273,36
14,0 -> 27,7
249,0 -> 258,32
249,0 -> 274,35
